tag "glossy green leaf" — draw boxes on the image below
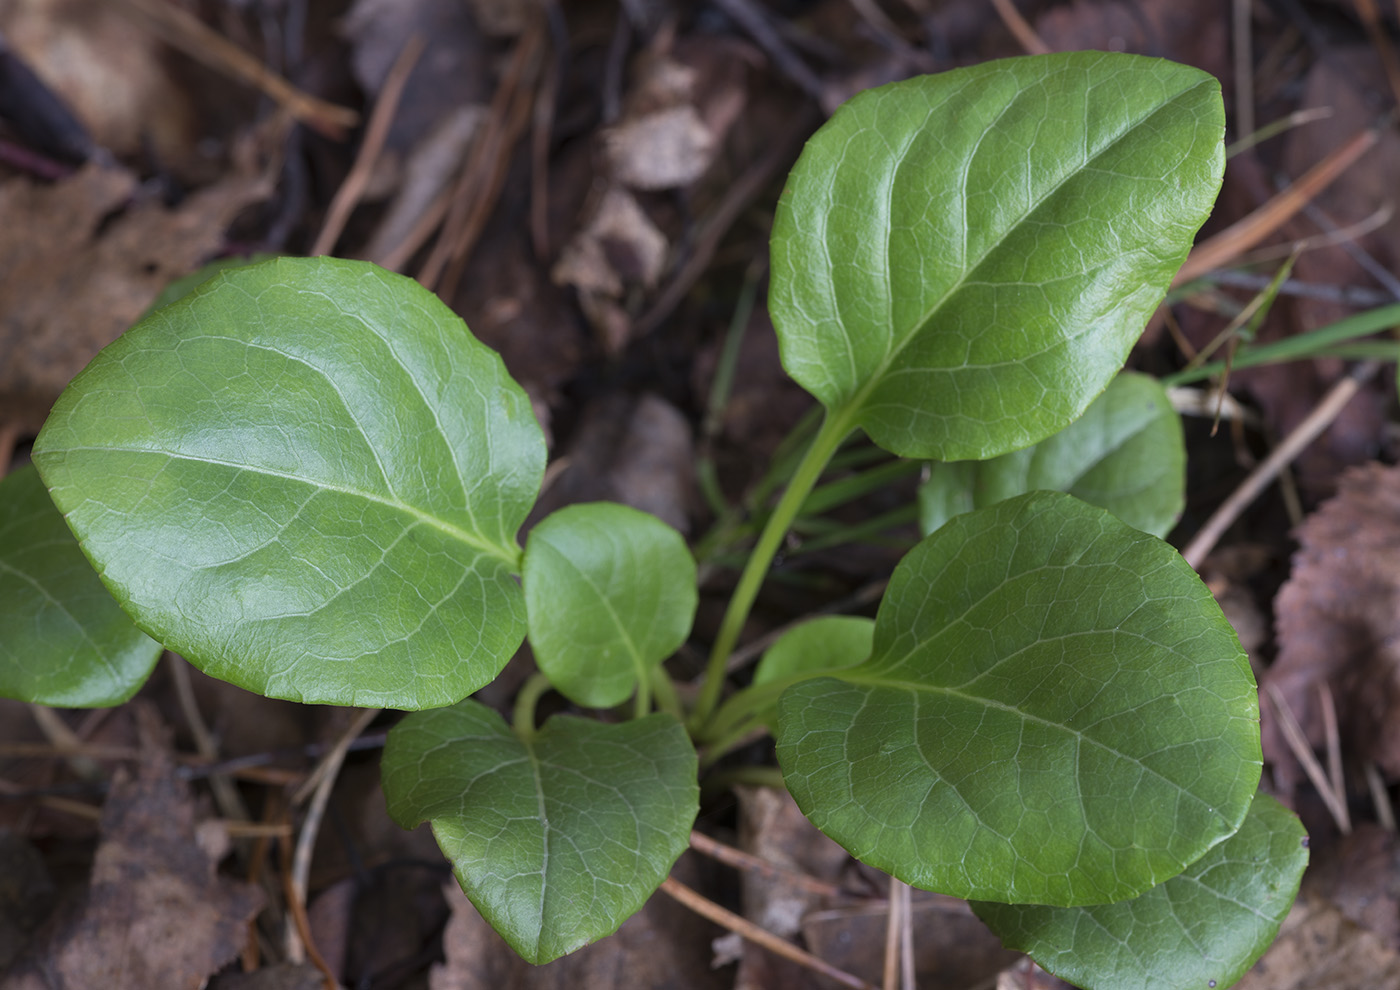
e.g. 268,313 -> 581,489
973,793 -> 1308,990
382,701 -> 698,963
776,491 -> 1261,906
0,466 -> 162,706
770,52 -> 1224,460
33,256 -> 545,709
522,503 -> 696,708
147,254 -> 279,314
918,373 -> 1185,538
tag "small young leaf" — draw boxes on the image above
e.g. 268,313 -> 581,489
919,373 -> 1185,538
776,491 -> 1261,906
0,466 -> 162,706
770,53 -> 1224,460
755,616 -> 874,685
382,701 -> 698,963
522,502 -> 697,708
972,792 -> 1308,990
33,257 -> 545,709
750,616 -> 873,727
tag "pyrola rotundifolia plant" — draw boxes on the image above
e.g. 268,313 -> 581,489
2,52 -> 1305,989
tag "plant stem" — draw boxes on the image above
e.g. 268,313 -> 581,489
512,671 -> 552,742
691,409 -> 854,730
701,764 -> 788,795
649,665 -> 684,722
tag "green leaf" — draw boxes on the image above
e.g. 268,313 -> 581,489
751,616 -> 873,726
33,257 -> 545,709
918,372 -> 1185,538
973,792 -> 1308,990
0,466 -> 162,706
522,503 -> 697,708
382,701 -> 698,963
776,491 -> 1261,906
147,254 -> 279,314
770,53 -> 1224,460
755,616 -> 874,685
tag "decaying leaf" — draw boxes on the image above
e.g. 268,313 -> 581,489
0,162 -> 268,431
1,709 -> 262,990
1233,894 -> 1400,990
1265,463 -> 1400,792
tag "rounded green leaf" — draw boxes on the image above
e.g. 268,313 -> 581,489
522,503 -> 697,708
919,372 -> 1185,538
755,616 -> 874,685
32,257 -> 545,709
750,616 -> 873,727
973,793 -> 1308,990
770,53 -> 1224,460
382,701 -> 698,963
0,466 -> 162,706
776,491 -> 1261,906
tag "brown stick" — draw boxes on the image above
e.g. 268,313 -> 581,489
1181,361 -> 1381,568
115,0 -> 358,138
990,0 -> 1050,55
659,876 -> 878,990
312,36 -> 424,257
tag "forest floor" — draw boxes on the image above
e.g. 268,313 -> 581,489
3,1 -> 1400,988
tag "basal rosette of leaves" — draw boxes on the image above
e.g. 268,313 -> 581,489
3,50 -> 1304,989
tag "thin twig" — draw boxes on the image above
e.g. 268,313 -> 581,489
420,16 -> 544,294
689,829 -> 851,898
709,0 -> 826,103
311,35 -> 424,257
1180,361 -> 1381,568
285,707 -> 380,975
114,0 -> 358,137
1318,682 -> 1346,818
1365,762 -> 1396,832
169,654 -> 249,822
990,0 -> 1050,54
1264,684 -> 1351,834
659,876 -> 877,990
883,875 -> 915,990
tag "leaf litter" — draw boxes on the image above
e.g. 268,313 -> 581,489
2,0 -> 1400,987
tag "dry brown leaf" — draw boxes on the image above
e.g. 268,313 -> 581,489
607,105 -> 717,191
0,162 -> 268,431
1,709 -> 262,990
1234,893 -> 1400,990
1265,463 -> 1400,793
1,0 -> 194,161
1304,823 -> 1400,948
